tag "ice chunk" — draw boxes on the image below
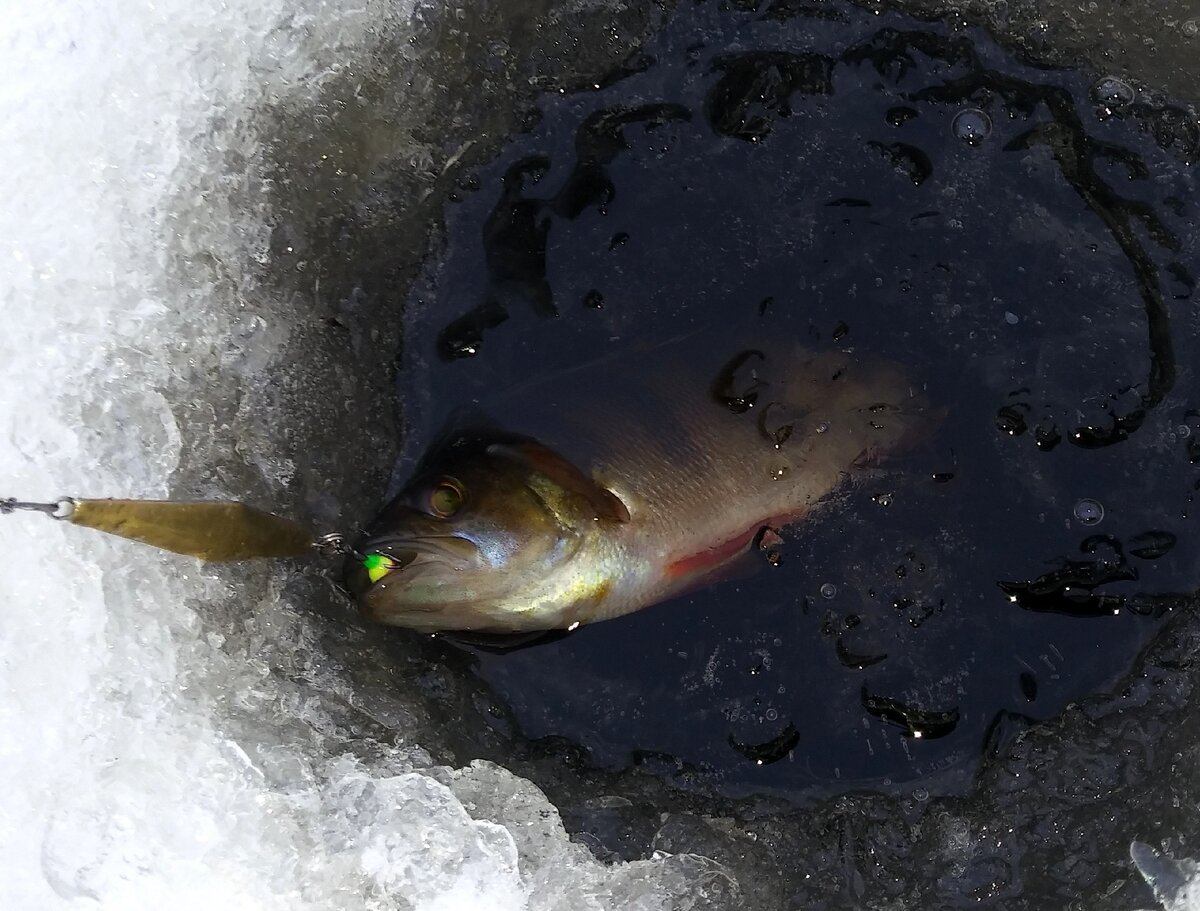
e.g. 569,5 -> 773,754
439,761 -> 740,910
1131,842 -> 1200,911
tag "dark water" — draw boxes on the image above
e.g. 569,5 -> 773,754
390,0 -> 1200,802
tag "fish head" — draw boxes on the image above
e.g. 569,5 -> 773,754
345,432 -> 629,632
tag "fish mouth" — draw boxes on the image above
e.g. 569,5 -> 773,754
344,534 -> 481,599
370,533 -> 479,566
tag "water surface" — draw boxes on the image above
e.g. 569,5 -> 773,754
388,0 -> 1200,804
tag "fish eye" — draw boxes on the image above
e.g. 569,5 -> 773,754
425,478 -> 465,518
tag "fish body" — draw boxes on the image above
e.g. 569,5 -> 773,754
347,332 -> 929,632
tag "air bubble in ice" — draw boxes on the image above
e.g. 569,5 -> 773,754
1091,76 -> 1135,111
820,583 -> 837,599
952,108 -> 992,145
1073,498 -> 1105,525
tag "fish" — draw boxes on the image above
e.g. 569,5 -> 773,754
344,330 -> 931,633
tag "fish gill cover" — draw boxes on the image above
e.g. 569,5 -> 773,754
3,0 -> 1200,910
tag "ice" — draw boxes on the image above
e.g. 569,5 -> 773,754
0,1 -> 731,908
1131,843 -> 1200,911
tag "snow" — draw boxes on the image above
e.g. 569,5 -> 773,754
0,1 -> 733,908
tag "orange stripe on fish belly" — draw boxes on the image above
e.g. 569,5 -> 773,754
664,525 -> 766,581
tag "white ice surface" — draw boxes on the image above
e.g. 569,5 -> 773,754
1133,843 -> 1200,911
0,2 -> 735,908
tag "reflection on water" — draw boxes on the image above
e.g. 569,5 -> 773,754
392,0 -> 1199,801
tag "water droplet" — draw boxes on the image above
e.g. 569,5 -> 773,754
886,106 -> 918,127
913,787 -> 930,802
712,349 -> 768,413
1019,672 -> 1037,702
1003,311 -> 1019,325
1183,19 -> 1199,39
1034,424 -> 1062,451
757,526 -> 784,566
765,708 -> 779,721
1126,595 -> 1163,617
758,401 -> 798,447
816,421 -> 831,433
583,289 -> 605,309
1177,424 -> 1191,439
868,140 -> 932,184
995,404 -> 1028,436
952,108 -> 992,145
1128,530 -> 1177,560
1073,498 -> 1105,525
1091,76 -> 1135,111
820,583 -> 838,599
